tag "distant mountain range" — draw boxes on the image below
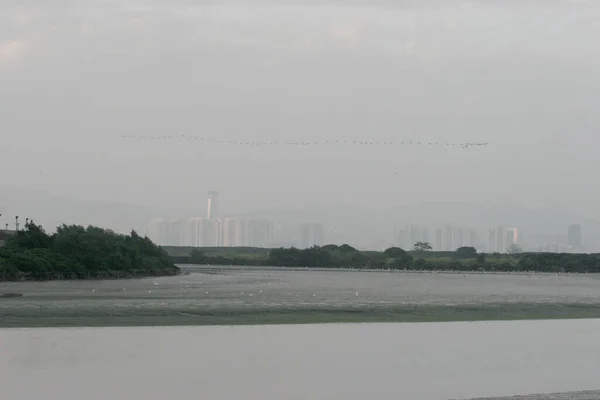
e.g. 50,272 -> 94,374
2,185 -> 599,250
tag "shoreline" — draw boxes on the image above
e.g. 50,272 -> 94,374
0,269 -> 180,283
184,265 -> 600,276
457,391 -> 600,400
2,302 -> 600,328
3,267 -> 599,285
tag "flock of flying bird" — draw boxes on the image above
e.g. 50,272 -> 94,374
120,135 -> 489,149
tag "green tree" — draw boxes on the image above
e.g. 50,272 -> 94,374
6,222 -> 52,249
413,242 -> 432,252
476,253 -> 486,264
0,222 -> 178,281
383,247 -> 408,258
455,246 -> 477,259
382,247 -> 412,269
190,249 -> 207,264
338,244 -> 358,253
507,244 -> 523,255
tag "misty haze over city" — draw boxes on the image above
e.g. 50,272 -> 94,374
2,0 -> 599,251
4,4 -> 600,399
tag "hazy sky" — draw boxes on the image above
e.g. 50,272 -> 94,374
1,0 -> 599,218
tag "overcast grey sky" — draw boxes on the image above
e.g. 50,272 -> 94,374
1,0 -> 599,218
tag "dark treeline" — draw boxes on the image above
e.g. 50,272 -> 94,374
0,222 -> 179,281
171,245 -> 600,273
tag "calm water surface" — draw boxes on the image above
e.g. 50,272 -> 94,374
1,320 -> 599,400
2,267 -> 600,326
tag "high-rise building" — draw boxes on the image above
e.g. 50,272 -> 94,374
488,229 -> 497,253
505,229 -> 515,248
503,228 -> 521,249
538,242 -> 560,253
222,218 -> 247,247
147,218 -> 166,243
207,191 -> 219,219
454,228 -> 464,249
443,224 -> 454,251
396,228 -> 409,249
186,217 -> 220,247
300,222 -> 324,248
567,224 -> 582,248
212,218 -> 223,246
496,225 -> 504,253
434,228 -> 443,251
273,225 -> 301,248
408,224 -> 422,248
185,218 -> 201,246
467,229 -> 478,248
421,227 -> 430,244
154,219 -> 185,246
186,218 -> 201,246
247,219 -> 273,248
512,228 -> 521,245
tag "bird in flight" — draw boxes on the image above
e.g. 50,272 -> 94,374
119,135 -> 489,148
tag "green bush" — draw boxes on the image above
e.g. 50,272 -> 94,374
0,222 -> 179,281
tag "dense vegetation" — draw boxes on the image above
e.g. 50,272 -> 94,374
168,244 -> 600,273
0,222 -> 179,281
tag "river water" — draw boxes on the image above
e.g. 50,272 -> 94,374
1,320 -> 599,400
2,267 -> 600,326
1,268 -> 600,399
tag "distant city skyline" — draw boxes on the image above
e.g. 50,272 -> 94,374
147,191 -> 275,248
0,181 -> 594,252
1,182 -> 597,253
141,192 -> 586,253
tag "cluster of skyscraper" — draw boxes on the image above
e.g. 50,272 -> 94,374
147,192 -> 326,249
299,223 -> 325,248
147,192 -> 273,247
487,227 -> 520,253
397,223 -> 583,253
396,224 -> 485,251
536,224 -> 582,253
396,224 -> 521,253
147,194 -> 584,252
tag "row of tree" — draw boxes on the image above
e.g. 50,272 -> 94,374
0,222 -> 180,281
179,244 -> 600,273
412,241 -> 523,257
